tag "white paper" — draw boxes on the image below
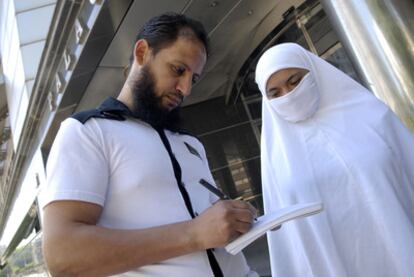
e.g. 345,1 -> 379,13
225,202 -> 323,255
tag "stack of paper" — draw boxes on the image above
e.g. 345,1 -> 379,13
225,202 -> 323,255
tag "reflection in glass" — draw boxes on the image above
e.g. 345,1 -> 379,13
212,158 -> 263,215
199,122 -> 259,170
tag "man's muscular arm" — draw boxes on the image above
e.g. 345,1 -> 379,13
42,199 -> 255,277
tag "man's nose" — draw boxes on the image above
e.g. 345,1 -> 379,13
176,76 -> 192,97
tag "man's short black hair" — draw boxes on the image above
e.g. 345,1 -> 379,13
129,12 -> 209,67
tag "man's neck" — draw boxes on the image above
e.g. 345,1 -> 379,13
117,82 -> 135,112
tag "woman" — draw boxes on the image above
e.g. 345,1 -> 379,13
256,43 -> 414,277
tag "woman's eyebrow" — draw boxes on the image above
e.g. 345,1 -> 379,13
287,73 -> 300,83
267,87 -> 277,94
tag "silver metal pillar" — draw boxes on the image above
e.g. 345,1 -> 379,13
321,0 -> 414,130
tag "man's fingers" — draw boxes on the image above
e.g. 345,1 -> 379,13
230,200 -> 257,214
246,202 -> 258,218
227,222 -> 252,242
229,200 -> 250,209
232,209 -> 255,224
229,200 -> 257,219
234,221 -> 253,234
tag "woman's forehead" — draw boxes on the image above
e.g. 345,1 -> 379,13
268,67 -> 308,81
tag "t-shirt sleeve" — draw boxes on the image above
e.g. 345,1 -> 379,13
40,118 -> 109,209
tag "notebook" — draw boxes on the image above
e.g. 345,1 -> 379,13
225,202 -> 323,255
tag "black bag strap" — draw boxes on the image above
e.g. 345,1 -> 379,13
154,128 -> 224,277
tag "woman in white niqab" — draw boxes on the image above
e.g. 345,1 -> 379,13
256,43 -> 414,277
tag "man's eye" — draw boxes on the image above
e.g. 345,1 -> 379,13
172,66 -> 185,75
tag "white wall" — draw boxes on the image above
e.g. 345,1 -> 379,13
0,149 -> 45,247
0,0 -> 56,150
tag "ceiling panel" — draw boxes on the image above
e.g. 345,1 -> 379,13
16,4 -> 55,45
75,67 -> 125,113
100,0 -> 190,67
14,0 -> 56,13
203,0 -> 292,73
184,0 -> 243,34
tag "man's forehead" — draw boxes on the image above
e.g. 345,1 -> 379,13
159,37 -> 206,71
154,35 -> 205,54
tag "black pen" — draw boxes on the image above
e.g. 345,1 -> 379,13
199,179 -> 230,200
199,178 -> 258,221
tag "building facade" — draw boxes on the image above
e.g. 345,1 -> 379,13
0,0 -> 413,276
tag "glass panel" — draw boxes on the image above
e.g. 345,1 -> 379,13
302,6 -> 339,55
211,158 -> 263,214
243,236 -> 271,276
246,99 -> 262,120
241,71 -> 261,98
257,122 -> 262,132
275,22 -> 308,49
199,122 -> 260,171
181,96 -> 249,136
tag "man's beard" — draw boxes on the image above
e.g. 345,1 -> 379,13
130,66 -> 182,130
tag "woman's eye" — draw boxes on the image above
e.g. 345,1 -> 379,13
290,77 -> 301,86
268,90 -> 280,98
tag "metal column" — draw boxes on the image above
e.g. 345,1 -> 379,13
321,0 -> 414,130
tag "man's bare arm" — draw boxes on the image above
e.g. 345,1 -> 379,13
42,200 -> 255,277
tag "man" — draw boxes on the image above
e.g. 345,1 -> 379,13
41,12 -> 258,277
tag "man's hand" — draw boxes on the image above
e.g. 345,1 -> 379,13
190,200 -> 257,249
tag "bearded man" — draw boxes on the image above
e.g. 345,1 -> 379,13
41,12 -> 258,277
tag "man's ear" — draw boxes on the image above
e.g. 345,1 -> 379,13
133,39 -> 151,66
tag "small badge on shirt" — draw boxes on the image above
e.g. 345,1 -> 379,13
184,142 -> 202,161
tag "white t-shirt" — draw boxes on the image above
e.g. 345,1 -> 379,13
41,117 -> 258,277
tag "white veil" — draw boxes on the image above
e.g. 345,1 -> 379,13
257,43 -> 414,277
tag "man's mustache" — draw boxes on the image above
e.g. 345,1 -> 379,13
168,92 -> 184,105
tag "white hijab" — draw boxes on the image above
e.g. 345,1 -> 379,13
256,43 -> 414,277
